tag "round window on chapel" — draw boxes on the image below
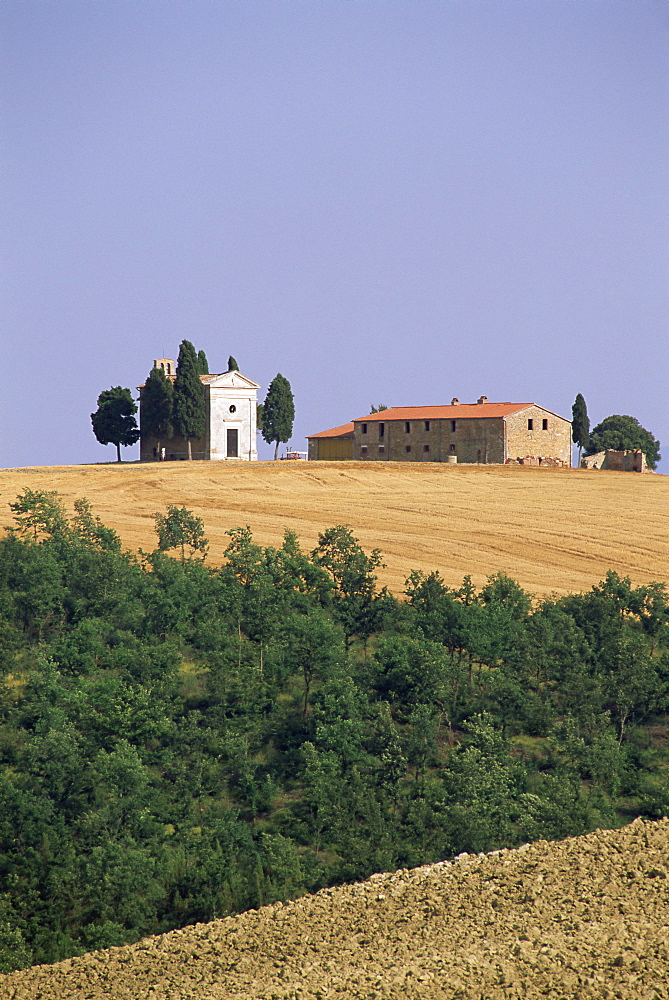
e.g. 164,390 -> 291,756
229,405 -> 236,413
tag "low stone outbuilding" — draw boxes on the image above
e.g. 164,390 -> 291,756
140,359 -> 260,461
308,397 -> 571,466
581,450 -> 647,472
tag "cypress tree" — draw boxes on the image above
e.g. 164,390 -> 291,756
197,350 -> 209,375
140,366 -> 174,459
228,355 -> 239,372
173,340 -> 206,460
571,394 -> 590,466
261,373 -> 295,459
91,387 -> 140,462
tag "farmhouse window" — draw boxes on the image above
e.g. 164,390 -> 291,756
424,421 -> 430,431
361,445 -> 368,455
405,422 -> 411,433
379,423 -> 385,438
423,444 -> 430,453
405,445 -> 411,453
451,420 -> 456,432
542,418 -> 548,430
527,419 -> 534,430
362,423 -> 368,434
378,445 -> 385,454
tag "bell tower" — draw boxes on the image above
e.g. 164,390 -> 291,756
153,358 -> 176,376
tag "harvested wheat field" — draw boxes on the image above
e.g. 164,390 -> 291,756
1,461 -> 666,596
3,818 -> 669,1000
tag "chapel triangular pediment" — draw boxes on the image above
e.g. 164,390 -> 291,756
207,371 -> 261,390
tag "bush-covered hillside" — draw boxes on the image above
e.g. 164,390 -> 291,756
0,490 -> 667,971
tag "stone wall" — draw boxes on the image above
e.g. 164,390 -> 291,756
505,455 -> 569,467
450,416 -> 506,464
140,430 -> 208,461
582,450 -> 647,472
504,406 -> 571,466
354,416 -> 508,463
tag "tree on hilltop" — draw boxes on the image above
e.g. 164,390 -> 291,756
261,373 -> 295,459
228,355 -> 239,372
571,394 -> 590,466
585,414 -> 661,470
172,340 -> 206,460
91,386 -> 140,462
197,350 -> 209,375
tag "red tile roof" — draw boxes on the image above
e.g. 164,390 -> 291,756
307,422 -> 355,440
138,373 -> 225,389
352,403 -> 533,422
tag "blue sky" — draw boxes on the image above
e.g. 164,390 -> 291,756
2,0 -> 667,469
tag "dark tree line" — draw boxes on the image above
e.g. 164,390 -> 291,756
0,489 -> 667,972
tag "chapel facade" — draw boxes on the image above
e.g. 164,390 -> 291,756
140,358 -> 260,461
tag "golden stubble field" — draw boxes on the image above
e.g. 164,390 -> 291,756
0,461 -> 667,597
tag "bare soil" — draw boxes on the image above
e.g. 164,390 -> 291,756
3,818 -> 668,999
0,461 -> 667,596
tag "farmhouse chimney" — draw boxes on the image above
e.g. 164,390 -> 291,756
477,395 -> 488,404
450,397 -> 459,405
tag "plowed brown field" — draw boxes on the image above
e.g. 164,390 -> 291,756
1,461 -> 667,596
3,818 -> 669,999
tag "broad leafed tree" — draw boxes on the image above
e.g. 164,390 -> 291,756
585,414 -> 661,470
153,504 -> 208,563
91,386 -> 140,462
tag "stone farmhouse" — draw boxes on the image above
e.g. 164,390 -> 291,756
308,396 -> 572,465
139,358 -> 260,461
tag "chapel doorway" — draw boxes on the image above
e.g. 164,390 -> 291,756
227,428 -> 239,458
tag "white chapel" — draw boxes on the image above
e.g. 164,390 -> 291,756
139,358 -> 260,461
